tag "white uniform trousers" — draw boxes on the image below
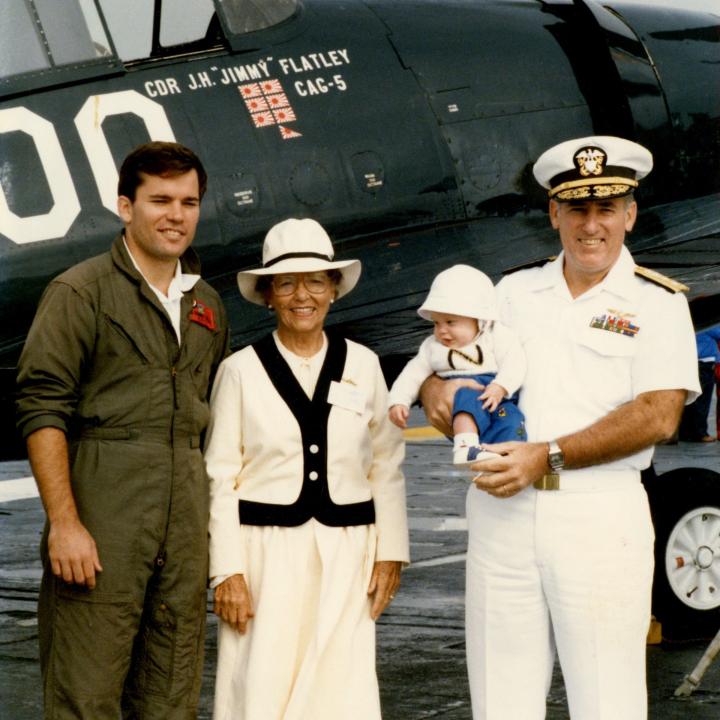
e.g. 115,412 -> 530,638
213,520 -> 380,720
465,474 -> 654,720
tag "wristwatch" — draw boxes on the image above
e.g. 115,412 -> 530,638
547,440 -> 565,472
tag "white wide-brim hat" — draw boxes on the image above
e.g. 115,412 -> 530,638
237,218 -> 361,305
418,264 -> 498,322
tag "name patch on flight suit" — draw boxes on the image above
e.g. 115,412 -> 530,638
589,309 -> 639,338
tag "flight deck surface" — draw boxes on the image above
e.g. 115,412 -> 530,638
2,409 -> 719,719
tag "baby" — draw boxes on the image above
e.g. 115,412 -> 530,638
388,264 -> 527,465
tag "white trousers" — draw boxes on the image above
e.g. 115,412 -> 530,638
465,475 -> 654,720
214,520 -> 380,720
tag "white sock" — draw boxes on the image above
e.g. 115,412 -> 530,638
453,432 -> 479,449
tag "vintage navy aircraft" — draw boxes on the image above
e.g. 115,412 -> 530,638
1,0 -> 719,635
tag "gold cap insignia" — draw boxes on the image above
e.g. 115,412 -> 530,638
574,147 -> 606,177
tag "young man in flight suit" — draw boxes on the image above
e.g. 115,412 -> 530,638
16,141 -> 229,719
422,136 -> 700,719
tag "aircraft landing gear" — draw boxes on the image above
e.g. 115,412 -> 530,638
646,467 -> 720,642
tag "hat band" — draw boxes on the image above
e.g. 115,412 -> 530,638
550,165 -> 635,189
264,251 -> 333,268
549,176 -> 638,198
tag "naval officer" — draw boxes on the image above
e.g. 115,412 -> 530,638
421,136 -> 700,719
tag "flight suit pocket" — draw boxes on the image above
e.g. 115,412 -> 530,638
132,594 -> 178,697
102,312 -> 151,363
79,317 -> 154,425
51,584 -> 137,701
191,339 -> 216,395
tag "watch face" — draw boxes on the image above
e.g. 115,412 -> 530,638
549,443 -> 564,470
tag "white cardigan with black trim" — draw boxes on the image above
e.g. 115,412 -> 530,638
205,333 -> 410,579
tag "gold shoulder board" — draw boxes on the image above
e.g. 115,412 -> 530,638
634,265 -> 688,293
502,256 -> 557,275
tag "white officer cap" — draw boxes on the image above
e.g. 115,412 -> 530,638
418,265 -> 497,322
533,135 -> 653,201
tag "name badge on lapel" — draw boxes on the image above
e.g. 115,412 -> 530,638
328,380 -> 366,414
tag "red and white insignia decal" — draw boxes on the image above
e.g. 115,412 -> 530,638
244,96 -> 269,113
279,126 -> 302,139
239,83 -> 261,98
261,79 -> 283,94
239,78 -> 302,140
266,92 -> 289,108
273,107 -> 296,123
251,111 -> 274,128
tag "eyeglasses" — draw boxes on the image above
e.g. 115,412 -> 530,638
271,272 -> 332,296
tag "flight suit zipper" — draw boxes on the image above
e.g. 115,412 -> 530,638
171,366 -> 179,409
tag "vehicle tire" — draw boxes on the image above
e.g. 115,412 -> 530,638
645,467 -> 720,641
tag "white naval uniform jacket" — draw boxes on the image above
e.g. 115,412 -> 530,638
388,323 -> 526,409
205,333 -> 410,579
496,245 -> 700,472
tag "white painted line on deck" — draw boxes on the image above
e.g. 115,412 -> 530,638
0,477 -> 38,502
410,553 -> 466,568
409,517 -> 468,531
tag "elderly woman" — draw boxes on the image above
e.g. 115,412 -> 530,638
205,218 -> 409,720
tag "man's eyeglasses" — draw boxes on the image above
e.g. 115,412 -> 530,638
271,273 -> 332,296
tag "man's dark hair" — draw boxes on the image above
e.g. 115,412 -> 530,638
118,141 -> 208,201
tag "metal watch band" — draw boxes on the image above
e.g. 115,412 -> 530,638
548,440 -> 564,472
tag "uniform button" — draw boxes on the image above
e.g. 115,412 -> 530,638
309,471 -> 319,481
309,444 -> 319,454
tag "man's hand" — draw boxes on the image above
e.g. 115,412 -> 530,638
367,560 -> 402,620
470,441 -> 548,498
27,427 -> 103,588
389,404 -> 410,429
480,382 -> 507,412
48,518 -> 103,588
214,574 -> 254,633
419,375 -> 485,436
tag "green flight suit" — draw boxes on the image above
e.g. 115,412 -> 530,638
16,236 -> 229,719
